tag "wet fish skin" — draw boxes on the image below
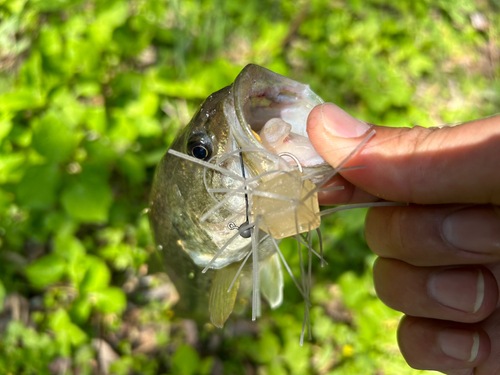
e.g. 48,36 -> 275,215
149,65 -> 325,324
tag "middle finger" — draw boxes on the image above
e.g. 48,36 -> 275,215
365,204 -> 500,266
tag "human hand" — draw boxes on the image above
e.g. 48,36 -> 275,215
307,102 -> 500,374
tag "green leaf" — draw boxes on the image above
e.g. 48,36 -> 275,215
61,174 -> 112,223
7,123 -> 32,147
32,112 -> 78,162
0,188 -> 13,211
38,26 -> 63,57
125,91 -> 159,118
5,0 -> 28,14
24,254 -> 66,288
69,297 -> 92,324
0,113 -> 13,142
51,88 -> 86,128
84,106 -> 107,134
134,116 -> 162,138
172,345 -> 200,375
54,233 -> 86,263
48,309 -> 87,356
30,0 -> 86,11
0,89 -> 45,112
109,110 -> 139,146
94,287 -> 126,314
18,51 -> 44,94
0,152 -> 25,184
89,1 -> 129,46
117,152 -> 146,184
16,163 -> 60,209
79,257 -> 111,293
199,357 -> 215,375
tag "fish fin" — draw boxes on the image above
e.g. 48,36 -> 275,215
260,252 -> 283,309
209,263 -> 241,328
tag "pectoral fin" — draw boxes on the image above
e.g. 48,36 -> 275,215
209,263 -> 241,328
260,252 -> 283,309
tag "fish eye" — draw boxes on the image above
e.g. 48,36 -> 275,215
188,137 -> 212,160
192,145 -> 209,160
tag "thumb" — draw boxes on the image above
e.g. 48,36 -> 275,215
307,103 -> 500,205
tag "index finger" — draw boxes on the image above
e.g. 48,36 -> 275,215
307,103 -> 500,205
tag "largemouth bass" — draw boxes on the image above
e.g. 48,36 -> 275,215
149,65 -> 374,332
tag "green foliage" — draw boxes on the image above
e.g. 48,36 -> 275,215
0,321 -> 57,375
25,253 -> 66,287
171,345 -> 201,375
0,0 -> 498,374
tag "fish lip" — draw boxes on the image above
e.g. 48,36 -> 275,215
231,64 -> 327,174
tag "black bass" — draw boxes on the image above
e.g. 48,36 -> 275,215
149,65 -> 354,330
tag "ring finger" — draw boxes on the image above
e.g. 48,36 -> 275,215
373,258 -> 499,323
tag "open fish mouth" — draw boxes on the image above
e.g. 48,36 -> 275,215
229,64 -> 328,171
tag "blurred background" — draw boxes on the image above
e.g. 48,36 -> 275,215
0,0 -> 499,374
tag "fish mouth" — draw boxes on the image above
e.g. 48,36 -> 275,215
231,64 -> 329,173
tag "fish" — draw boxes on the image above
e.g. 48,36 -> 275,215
148,64 -> 380,336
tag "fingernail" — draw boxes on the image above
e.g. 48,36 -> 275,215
438,329 -> 480,362
428,268 -> 484,313
320,103 -> 371,138
442,206 -> 500,254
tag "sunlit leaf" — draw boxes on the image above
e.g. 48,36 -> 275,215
79,256 -> 111,293
25,254 -> 66,288
94,287 -> 126,314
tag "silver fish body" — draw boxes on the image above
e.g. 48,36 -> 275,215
149,65 -> 326,326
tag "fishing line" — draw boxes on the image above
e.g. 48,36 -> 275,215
202,155 -> 246,217
240,150 -> 250,224
319,201 -> 408,216
307,227 -> 313,341
252,215 -> 261,320
168,149 -> 244,181
222,150 -> 257,237
209,188 -> 296,203
262,221 -> 308,300
317,227 -> 325,267
317,186 -> 345,193
227,250 -> 252,293
199,191 -> 239,223
202,226 -> 252,273
296,234 -> 328,265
